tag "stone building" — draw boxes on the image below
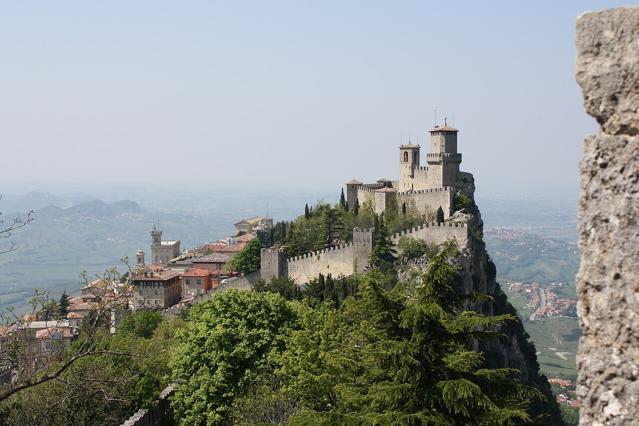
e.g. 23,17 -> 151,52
150,225 -> 181,265
345,122 -> 473,219
131,267 -> 181,309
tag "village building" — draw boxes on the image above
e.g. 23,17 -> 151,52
191,253 -> 230,271
181,268 -> 219,299
234,217 -> 273,235
131,267 -> 181,309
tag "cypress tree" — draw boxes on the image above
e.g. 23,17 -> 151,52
323,207 -> 344,248
436,206 -> 445,223
324,274 -> 336,304
58,292 -> 69,318
304,204 -> 310,219
339,189 -> 346,209
297,242 -> 545,425
401,202 -> 407,215
353,199 -> 360,216
370,214 -> 396,267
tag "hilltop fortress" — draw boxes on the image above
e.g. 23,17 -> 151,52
346,121 -> 474,219
259,122 -> 473,285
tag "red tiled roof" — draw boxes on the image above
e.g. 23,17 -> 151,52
235,233 -> 256,243
67,302 -> 98,312
35,327 -> 74,339
203,243 -> 227,252
218,242 -> 246,253
133,267 -> 181,282
182,268 -> 213,278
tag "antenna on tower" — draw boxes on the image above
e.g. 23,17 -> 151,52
434,108 -> 437,126
266,202 -> 270,218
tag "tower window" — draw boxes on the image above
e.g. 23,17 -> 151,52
403,152 -> 408,162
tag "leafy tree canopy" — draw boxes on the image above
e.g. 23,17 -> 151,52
231,239 -> 262,274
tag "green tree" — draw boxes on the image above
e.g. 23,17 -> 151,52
436,205 -> 445,223
304,204 -> 310,219
230,239 -> 262,274
370,214 -> 396,269
117,310 -> 164,339
322,207 -> 344,248
0,316 -> 184,426
339,188 -> 346,209
286,243 -> 550,425
454,192 -> 474,211
353,199 -> 360,216
58,292 -> 69,318
397,236 -> 435,261
170,290 -> 296,425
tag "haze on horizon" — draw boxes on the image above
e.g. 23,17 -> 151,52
0,1 -> 625,198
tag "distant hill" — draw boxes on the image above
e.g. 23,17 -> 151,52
0,199 -> 225,311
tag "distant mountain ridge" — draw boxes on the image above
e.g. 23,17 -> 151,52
37,199 -> 143,218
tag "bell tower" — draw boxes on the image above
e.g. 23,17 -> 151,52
399,141 -> 420,192
151,225 -> 162,264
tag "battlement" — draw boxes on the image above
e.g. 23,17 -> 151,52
286,242 -> 355,262
426,152 -> 462,162
286,227 -> 375,262
359,186 -> 377,193
390,221 -> 468,247
396,186 -> 454,196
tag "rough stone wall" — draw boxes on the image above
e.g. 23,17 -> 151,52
576,7 -> 639,425
286,243 -> 369,284
260,248 -> 286,281
397,187 -> 453,218
390,222 -> 467,247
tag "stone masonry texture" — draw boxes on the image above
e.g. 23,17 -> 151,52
576,6 -> 639,425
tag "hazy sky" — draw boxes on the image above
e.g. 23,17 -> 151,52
0,1 -> 628,198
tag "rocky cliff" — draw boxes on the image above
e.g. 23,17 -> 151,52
463,205 -> 564,423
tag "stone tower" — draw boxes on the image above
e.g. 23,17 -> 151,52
151,225 -> 162,264
345,179 -> 363,209
260,248 -> 287,281
136,250 -> 145,268
427,121 -> 462,188
398,142 -> 421,192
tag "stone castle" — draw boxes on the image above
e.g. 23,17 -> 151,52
259,122 -> 473,285
346,121 -> 474,219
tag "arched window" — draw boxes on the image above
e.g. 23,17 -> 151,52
403,151 -> 408,162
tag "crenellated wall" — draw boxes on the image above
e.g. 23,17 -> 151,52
397,187 -> 454,218
390,221 -> 467,247
285,227 -> 374,284
259,223 -> 468,285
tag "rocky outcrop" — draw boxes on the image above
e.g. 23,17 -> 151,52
401,204 -> 563,424
576,7 -> 639,425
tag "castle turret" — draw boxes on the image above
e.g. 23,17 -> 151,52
260,248 -> 287,281
426,121 -> 462,188
345,179 -> 363,209
399,142 -> 421,191
136,250 -> 145,268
